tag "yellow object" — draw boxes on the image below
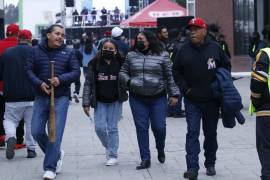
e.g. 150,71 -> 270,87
249,48 -> 270,115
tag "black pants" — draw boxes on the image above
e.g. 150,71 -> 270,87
73,78 -> 81,95
0,94 -> 24,143
0,95 -> 5,136
256,116 -> 270,180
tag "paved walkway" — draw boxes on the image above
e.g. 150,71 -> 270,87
0,78 -> 261,180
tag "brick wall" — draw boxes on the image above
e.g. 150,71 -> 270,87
196,0 -> 234,55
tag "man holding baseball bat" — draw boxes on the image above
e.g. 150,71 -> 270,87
26,24 -> 80,180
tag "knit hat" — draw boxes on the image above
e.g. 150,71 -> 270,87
111,27 -> 123,37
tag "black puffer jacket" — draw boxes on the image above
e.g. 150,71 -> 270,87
119,50 -> 179,97
82,56 -> 128,108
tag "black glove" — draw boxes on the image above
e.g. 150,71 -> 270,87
251,96 -> 262,110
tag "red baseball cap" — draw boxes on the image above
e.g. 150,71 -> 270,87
104,31 -> 111,37
6,23 -> 19,36
18,29 -> 32,40
188,18 -> 208,29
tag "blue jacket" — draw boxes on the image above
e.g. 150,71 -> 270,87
212,68 -> 245,128
25,40 -> 80,97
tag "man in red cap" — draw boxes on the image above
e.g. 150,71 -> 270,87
0,23 -> 26,149
173,17 -> 231,179
0,29 -> 36,159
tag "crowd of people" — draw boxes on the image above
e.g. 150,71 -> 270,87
71,6 -> 127,27
0,17 -> 270,180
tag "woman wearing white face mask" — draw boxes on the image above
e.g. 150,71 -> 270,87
82,39 -> 128,166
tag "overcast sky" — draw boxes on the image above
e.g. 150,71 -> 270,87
5,0 -> 18,5
93,0 -> 125,11
5,0 -> 125,11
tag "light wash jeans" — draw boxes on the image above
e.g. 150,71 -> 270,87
94,101 -> 122,158
31,96 -> 69,172
4,102 -> 36,151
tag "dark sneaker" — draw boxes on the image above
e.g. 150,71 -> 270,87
166,113 -> 173,118
206,166 -> 216,176
183,169 -> 198,180
136,160 -> 151,170
27,149 -> 37,158
157,151 -> 165,163
6,137 -> 16,160
173,112 -> 186,118
73,93 -> 79,103
0,141 -> 4,148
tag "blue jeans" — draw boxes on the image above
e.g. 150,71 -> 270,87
184,98 -> 219,172
129,95 -> 167,161
94,101 -> 122,158
31,96 -> 69,172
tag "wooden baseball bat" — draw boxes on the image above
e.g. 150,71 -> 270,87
49,61 -> 56,143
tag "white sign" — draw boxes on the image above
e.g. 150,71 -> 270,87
148,10 -> 184,18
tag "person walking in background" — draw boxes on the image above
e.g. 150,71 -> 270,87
0,29 -> 36,159
83,39 -> 128,166
218,34 -> 231,59
0,23 -> 25,149
71,39 -> 83,103
81,34 -> 97,77
250,28 -> 270,180
119,30 -> 179,170
173,18 -> 231,180
157,26 -> 169,51
111,27 -> 129,58
249,32 -> 266,65
166,28 -> 186,118
25,24 -> 80,180
207,23 -> 220,42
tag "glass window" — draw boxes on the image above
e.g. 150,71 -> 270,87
187,0 -> 195,16
0,0 -> 3,10
234,0 -> 255,55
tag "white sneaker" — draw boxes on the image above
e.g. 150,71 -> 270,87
43,170 -> 56,180
56,149 -> 64,173
106,158 -> 118,166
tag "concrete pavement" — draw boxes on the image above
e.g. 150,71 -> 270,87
0,78 -> 261,180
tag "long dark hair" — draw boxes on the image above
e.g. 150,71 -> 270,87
133,30 -> 162,55
92,38 -> 123,70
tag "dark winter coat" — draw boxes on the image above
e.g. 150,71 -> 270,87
0,43 -> 35,102
212,68 -> 245,128
25,40 -> 80,98
82,55 -> 128,108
